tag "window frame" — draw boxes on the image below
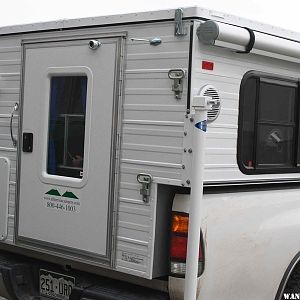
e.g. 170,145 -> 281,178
47,75 -> 88,179
237,70 -> 300,175
39,66 -> 93,189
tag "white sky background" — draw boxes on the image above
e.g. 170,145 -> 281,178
1,0 -> 299,32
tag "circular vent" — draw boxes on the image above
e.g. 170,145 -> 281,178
199,85 -> 221,122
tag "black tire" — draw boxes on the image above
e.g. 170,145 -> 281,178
282,264 -> 300,299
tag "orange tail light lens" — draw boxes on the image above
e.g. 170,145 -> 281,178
172,213 -> 189,234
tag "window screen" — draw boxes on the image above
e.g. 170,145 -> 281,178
47,76 -> 87,178
238,72 -> 299,174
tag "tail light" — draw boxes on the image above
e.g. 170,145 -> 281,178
169,212 -> 204,277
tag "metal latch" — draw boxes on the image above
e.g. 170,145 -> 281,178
130,37 -> 162,46
168,69 -> 186,99
174,8 -> 186,36
137,173 -> 152,203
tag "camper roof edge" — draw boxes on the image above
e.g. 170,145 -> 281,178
0,6 -> 298,42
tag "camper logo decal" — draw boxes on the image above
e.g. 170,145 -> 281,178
44,188 -> 80,213
195,120 -> 207,132
45,189 -> 78,199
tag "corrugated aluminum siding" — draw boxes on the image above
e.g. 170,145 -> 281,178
0,21 -> 190,279
0,38 -> 21,244
116,22 -> 190,278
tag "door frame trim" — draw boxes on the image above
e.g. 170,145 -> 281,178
15,31 -> 126,267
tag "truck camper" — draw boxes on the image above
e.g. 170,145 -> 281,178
0,6 -> 299,300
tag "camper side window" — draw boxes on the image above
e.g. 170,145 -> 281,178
238,71 -> 299,174
47,76 -> 87,179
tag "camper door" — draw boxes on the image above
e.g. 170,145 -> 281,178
17,36 -> 122,262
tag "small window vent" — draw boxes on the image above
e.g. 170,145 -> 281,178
199,85 -> 221,122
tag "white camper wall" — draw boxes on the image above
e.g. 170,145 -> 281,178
115,21 -> 190,278
0,19 -> 191,280
191,20 -> 300,184
0,36 -> 22,244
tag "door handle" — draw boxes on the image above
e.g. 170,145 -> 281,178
10,102 -> 18,147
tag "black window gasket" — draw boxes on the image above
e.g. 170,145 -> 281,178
237,70 -> 300,175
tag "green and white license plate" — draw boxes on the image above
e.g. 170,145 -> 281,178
39,269 -> 75,300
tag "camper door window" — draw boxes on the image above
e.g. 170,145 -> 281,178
47,76 -> 87,179
238,71 -> 299,174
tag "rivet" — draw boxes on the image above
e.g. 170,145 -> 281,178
186,179 -> 191,185
181,183 -> 185,187
182,165 -> 185,169
188,148 -> 192,153
186,109 -> 190,114
184,131 -> 187,136
185,114 -> 188,118
184,148 -> 187,153
190,117 -> 194,122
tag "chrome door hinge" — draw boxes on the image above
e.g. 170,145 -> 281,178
137,173 -> 152,203
174,8 -> 187,36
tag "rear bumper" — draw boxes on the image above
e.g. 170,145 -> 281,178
0,250 -> 169,300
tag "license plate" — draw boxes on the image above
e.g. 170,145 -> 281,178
40,269 -> 75,300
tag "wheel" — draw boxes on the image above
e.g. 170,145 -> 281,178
281,263 -> 300,299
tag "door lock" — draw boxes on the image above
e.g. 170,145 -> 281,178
168,69 -> 186,99
137,173 -> 153,203
89,40 -> 101,50
22,133 -> 33,153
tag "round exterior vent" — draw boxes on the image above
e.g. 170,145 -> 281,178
199,85 -> 221,122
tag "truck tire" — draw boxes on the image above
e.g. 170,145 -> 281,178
281,263 -> 300,299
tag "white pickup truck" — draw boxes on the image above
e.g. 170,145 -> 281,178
0,6 -> 299,300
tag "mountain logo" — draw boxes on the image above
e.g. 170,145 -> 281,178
45,189 -> 61,196
62,191 -> 78,199
45,189 -> 78,200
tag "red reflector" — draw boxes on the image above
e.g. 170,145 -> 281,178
170,234 -> 187,260
202,61 -> 214,70
170,234 -> 204,262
